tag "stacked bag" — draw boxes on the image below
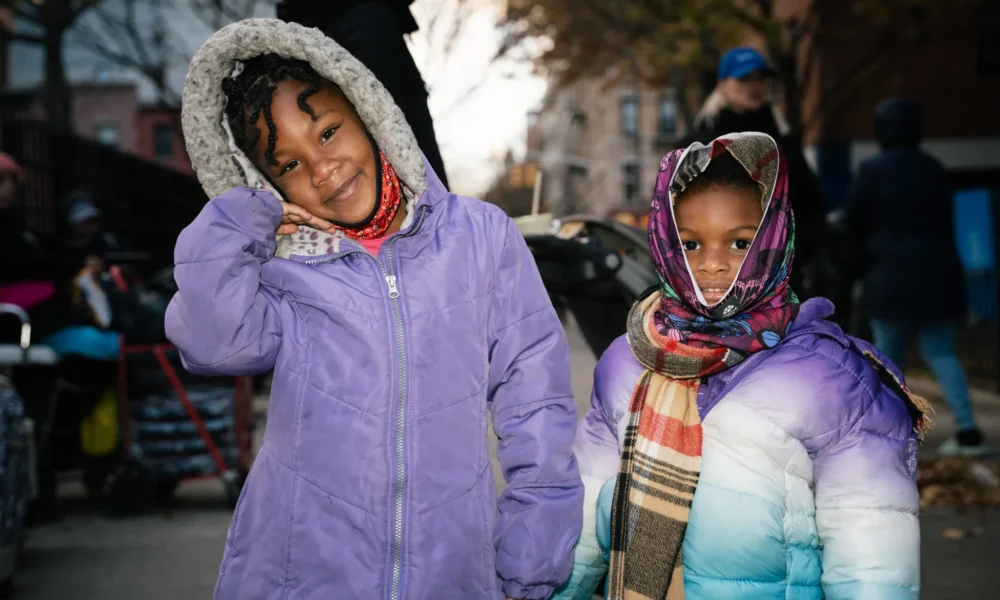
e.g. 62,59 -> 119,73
131,383 -> 240,481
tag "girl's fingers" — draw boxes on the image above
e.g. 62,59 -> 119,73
276,223 -> 299,235
279,204 -> 333,232
281,204 -> 333,231
307,215 -> 334,230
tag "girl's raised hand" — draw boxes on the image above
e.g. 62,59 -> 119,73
278,202 -> 334,235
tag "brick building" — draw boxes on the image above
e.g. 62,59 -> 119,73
136,106 -> 193,174
531,76 -> 683,218
0,81 -> 191,173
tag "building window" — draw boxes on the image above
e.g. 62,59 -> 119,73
620,95 -> 638,138
94,122 -> 120,148
622,162 -> 639,204
658,95 -> 678,138
154,124 -> 173,161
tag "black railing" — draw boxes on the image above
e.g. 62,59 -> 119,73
1,119 -> 207,269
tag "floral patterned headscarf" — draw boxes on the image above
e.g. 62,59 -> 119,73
646,132 -> 799,357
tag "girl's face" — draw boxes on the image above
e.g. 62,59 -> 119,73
249,80 -> 377,224
675,185 -> 763,305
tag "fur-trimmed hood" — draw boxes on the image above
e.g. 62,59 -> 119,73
181,18 -> 429,258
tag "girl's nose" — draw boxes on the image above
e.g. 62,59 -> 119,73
698,248 -> 729,275
311,155 -> 340,188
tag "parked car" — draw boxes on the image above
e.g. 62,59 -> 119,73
516,214 -> 657,358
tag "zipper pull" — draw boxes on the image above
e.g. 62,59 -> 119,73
385,275 -> 400,299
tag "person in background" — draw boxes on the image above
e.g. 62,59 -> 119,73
845,98 -> 987,457
682,47 -> 829,299
0,153 -> 80,341
0,153 -> 55,287
276,0 -> 450,189
64,191 -> 121,275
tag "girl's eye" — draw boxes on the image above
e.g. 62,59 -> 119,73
731,239 -> 752,251
321,127 -> 336,143
682,240 -> 700,251
279,160 -> 300,176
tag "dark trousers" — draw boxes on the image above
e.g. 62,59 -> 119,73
318,2 -> 450,190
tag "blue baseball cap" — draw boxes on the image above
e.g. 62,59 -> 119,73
718,47 -> 774,80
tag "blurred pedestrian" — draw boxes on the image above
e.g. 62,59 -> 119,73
0,152 -> 78,341
276,0 -> 450,189
682,47 -> 829,299
0,153 -> 54,288
844,98 -> 986,457
173,20 -> 581,598
64,191 -> 121,274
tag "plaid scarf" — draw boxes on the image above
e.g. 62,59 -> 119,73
609,133 -> 797,600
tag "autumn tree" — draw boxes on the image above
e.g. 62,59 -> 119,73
500,0 -> 976,137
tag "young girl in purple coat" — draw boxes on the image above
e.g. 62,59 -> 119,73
167,19 -> 582,600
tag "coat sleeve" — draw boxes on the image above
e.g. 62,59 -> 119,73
164,187 -> 287,376
551,339 -> 635,600
487,214 -> 584,600
813,384 -> 921,600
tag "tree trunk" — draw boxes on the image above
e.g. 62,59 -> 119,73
671,66 -> 695,135
42,30 -> 72,134
779,20 -> 805,144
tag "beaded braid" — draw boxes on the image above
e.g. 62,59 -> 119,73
221,54 -> 326,166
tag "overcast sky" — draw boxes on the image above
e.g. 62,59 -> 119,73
8,0 -> 545,196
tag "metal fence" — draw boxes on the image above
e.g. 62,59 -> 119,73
1,119 -> 207,268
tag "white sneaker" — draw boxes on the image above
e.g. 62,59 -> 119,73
937,437 -> 993,458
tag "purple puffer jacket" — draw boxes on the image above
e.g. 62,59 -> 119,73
168,19 -> 583,600
559,299 -> 922,599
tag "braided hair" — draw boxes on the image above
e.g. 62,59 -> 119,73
221,54 -> 327,167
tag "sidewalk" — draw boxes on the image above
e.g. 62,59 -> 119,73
908,373 -> 1000,599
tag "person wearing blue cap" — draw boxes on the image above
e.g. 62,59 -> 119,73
681,46 -> 830,301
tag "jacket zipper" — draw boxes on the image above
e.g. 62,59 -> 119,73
303,207 -> 428,600
385,206 -> 426,600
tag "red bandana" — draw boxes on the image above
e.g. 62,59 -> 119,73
335,151 -> 403,240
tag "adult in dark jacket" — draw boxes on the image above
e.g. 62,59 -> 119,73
680,47 -> 829,299
0,153 -> 82,340
844,97 -> 985,456
276,0 -> 450,189
0,153 -> 59,287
